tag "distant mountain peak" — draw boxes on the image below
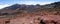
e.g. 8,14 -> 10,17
0,1 -> 60,13
12,4 -> 21,6
3,4 -> 21,10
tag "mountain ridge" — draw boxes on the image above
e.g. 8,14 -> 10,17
0,1 -> 60,15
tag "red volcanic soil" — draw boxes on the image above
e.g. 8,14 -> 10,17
0,11 -> 60,24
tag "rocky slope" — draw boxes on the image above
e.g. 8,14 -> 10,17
0,2 -> 60,24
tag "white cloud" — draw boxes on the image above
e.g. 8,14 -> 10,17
20,1 -> 52,5
39,2 -> 52,5
0,1 -> 52,9
0,4 -> 11,9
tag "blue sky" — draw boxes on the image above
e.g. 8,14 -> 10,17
0,0 -> 60,9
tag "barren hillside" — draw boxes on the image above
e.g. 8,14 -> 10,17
0,2 -> 60,24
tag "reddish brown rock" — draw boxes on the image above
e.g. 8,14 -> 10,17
0,12 -> 60,24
